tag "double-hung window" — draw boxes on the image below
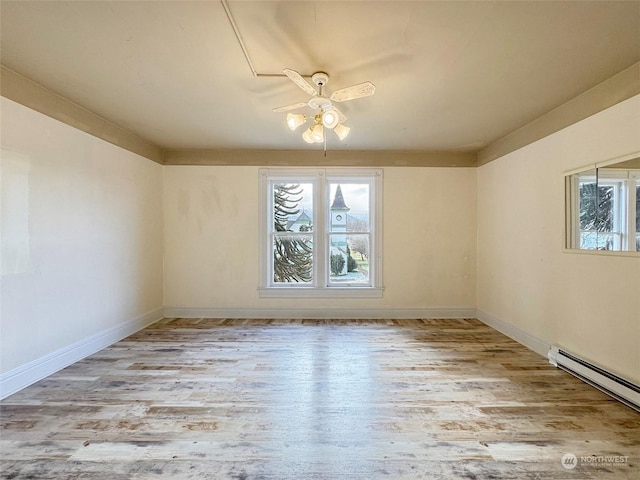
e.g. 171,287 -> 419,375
568,168 -> 640,252
259,168 -> 383,297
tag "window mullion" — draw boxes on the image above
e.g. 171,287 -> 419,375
613,182 -> 622,251
633,179 -> 639,251
624,178 -> 635,251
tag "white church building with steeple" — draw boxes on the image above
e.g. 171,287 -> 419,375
330,184 -> 350,276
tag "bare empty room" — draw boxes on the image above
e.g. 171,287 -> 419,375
1,1 -> 639,479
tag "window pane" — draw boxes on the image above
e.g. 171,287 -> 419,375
579,182 -> 613,231
579,182 -> 615,250
329,234 -> 369,284
328,183 -> 369,233
579,232 -> 619,251
273,233 -> 313,284
273,183 -> 313,232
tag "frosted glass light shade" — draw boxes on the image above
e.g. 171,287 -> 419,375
334,123 -> 350,140
302,126 -> 315,143
287,113 -> 306,130
321,110 -> 339,129
312,124 -> 324,143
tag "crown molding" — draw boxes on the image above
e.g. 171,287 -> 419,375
478,62 -> 640,166
162,148 -> 477,167
0,65 -> 163,164
3,61 -> 638,169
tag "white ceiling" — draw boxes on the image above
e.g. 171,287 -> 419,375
1,0 -> 639,153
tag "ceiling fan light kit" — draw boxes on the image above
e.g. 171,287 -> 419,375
311,124 -> 324,143
286,113 -> 306,130
322,110 -> 339,129
301,119 -> 326,144
302,126 -> 315,144
334,123 -> 351,141
274,68 -> 375,145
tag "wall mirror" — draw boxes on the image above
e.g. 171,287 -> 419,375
565,154 -> 640,254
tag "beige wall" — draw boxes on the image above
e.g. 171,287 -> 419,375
163,166 -> 477,314
477,94 -> 640,383
1,98 -> 164,375
4,87 -> 638,393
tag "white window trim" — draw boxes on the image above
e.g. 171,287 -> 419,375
629,170 -> 639,250
258,168 -> 383,298
568,169 -> 640,252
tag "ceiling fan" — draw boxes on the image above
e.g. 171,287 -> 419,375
273,68 -> 375,144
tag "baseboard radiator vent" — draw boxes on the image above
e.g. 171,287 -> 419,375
548,346 -> 640,412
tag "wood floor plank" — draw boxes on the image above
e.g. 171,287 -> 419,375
1,318 -> 638,479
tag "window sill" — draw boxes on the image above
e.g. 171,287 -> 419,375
562,248 -> 640,258
258,287 -> 384,298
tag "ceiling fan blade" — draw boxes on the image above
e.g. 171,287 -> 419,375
332,106 -> 347,124
273,102 -> 308,113
283,68 -> 317,96
330,81 -> 376,102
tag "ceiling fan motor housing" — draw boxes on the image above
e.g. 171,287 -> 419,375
308,73 -> 332,110
308,95 -> 332,110
311,72 -> 329,87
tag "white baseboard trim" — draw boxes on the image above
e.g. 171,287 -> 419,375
163,306 -> 477,320
476,309 -> 550,358
0,307 -> 164,400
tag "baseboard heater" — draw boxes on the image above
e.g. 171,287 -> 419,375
548,346 -> 640,412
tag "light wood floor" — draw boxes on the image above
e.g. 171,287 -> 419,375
1,318 -> 638,479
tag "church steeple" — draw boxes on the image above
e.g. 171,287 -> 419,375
330,184 -> 350,211
329,184 -> 349,276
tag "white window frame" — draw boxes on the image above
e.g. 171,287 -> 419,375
631,171 -> 640,251
569,168 -> 639,252
258,168 -> 383,298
